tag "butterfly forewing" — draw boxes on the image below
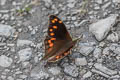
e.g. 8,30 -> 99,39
48,15 -> 72,41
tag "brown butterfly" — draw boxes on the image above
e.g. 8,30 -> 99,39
41,15 -> 80,62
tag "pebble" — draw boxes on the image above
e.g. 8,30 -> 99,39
75,57 -> 87,66
79,45 -> 94,56
82,71 -> 92,79
17,39 -> 33,47
18,48 -> 32,62
102,2 -> 111,10
94,63 -> 117,75
0,24 -> 15,37
7,76 -> 14,80
89,14 -> 118,41
48,67 -> 61,75
0,55 -> 13,67
107,32 -> 119,42
95,0 -> 103,4
31,66 -> 49,79
0,0 -> 7,5
113,0 -> 120,3
93,47 -> 102,58
91,69 -> 110,78
64,65 -> 79,77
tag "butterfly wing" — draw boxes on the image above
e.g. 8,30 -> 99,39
48,15 -> 72,41
42,15 -> 73,62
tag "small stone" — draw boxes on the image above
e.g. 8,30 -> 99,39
17,39 -> 33,47
31,65 -> 49,79
64,65 -> 79,77
48,67 -> 61,75
75,57 -> 87,66
0,0 -> 7,5
19,75 -> 27,79
71,16 -> 76,20
95,0 -> 103,4
91,69 -> 110,78
79,45 -> 94,56
18,48 -> 32,62
82,71 -> 92,79
93,47 -> 102,58
102,47 -> 110,55
89,14 -> 118,41
107,32 -> 119,42
0,55 -> 13,67
113,0 -> 120,3
7,76 -> 14,80
0,24 -> 15,37
102,2 -> 111,10
94,63 -> 117,75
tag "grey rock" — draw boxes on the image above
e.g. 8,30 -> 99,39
110,75 -> 120,79
109,44 -> 120,55
71,16 -> 76,20
18,48 -> 32,62
94,63 -> 117,75
75,57 -> 87,66
82,71 -> 92,79
31,65 -> 49,80
0,0 -> 6,5
0,24 -> 15,37
107,32 -> 119,42
113,0 -> 120,3
17,39 -> 33,47
64,65 -> 79,77
0,55 -> 13,67
95,0 -> 103,4
48,67 -> 61,75
91,69 -> 110,78
89,14 -> 118,41
102,47 -> 110,55
93,47 -> 102,58
7,76 -> 14,80
79,45 -> 94,56
102,2 -> 111,10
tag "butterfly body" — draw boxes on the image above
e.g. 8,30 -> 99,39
42,15 -> 78,62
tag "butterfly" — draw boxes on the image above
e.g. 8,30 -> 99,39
41,15 -> 80,62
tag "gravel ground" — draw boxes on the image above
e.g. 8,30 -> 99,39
0,0 -> 120,80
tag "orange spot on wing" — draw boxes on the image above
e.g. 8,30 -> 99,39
49,29 -> 53,32
52,20 -> 55,23
48,40 -> 51,43
50,33 -> 54,36
49,43 -> 53,47
64,52 -> 69,56
54,18 -> 58,21
53,26 -> 57,29
51,38 -> 56,40
59,21 -> 62,23
56,56 -> 60,59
